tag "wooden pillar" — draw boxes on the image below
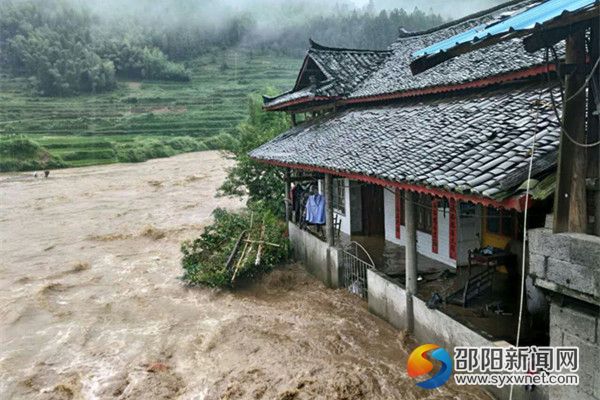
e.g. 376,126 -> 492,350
324,174 -> 335,246
404,191 -> 418,334
589,22 -> 600,236
284,168 -> 291,223
553,30 -> 588,233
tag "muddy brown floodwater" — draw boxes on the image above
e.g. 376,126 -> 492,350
0,151 -> 488,400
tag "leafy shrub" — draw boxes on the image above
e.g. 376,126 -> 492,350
181,205 -> 289,287
164,137 -> 204,151
0,137 -> 42,158
0,136 -> 65,171
61,149 -> 116,161
203,132 -> 238,150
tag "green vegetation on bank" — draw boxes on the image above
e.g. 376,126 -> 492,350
0,51 -> 301,172
181,94 -> 293,288
181,206 -> 289,288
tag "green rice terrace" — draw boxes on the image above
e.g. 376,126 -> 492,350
0,51 -> 300,172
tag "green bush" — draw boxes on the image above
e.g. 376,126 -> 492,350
0,136 -> 65,171
203,132 -> 238,150
61,149 -> 116,161
0,137 -> 42,158
163,136 -> 204,151
181,205 -> 289,288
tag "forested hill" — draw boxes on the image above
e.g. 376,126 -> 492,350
0,0 -> 448,96
0,0 -> 486,172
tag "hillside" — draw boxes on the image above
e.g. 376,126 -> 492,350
0,51 -> 300,172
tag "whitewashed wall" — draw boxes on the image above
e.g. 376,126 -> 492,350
316,178 -> 352,237
383,188 -> 457,268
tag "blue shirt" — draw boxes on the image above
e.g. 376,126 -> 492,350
306,194 -> 325,224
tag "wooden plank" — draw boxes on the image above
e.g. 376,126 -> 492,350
431,199 -> 439,254
553,31 -> 588,233
226,231 -> 247,272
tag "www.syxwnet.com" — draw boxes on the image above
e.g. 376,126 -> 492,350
454,372 -> 579,388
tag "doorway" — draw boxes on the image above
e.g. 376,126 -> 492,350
361,184 -> 385,237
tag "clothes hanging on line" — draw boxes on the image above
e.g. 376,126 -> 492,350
305,194 -> 325,225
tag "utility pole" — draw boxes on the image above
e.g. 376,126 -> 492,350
553,30 -> 588,233
404,191 -> 418,334
589,21 -> 600,236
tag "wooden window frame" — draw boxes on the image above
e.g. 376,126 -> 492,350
332,178 -> 345,215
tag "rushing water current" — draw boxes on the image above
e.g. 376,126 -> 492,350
0,152 -> 487,399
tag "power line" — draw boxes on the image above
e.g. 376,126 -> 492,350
564,56 -> 600,103
508,81 -> 543,400
546,47 -> 600,148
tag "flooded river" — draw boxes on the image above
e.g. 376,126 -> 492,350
0,152 -> 487,399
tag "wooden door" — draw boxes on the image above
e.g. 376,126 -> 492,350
361,184 -> 385,236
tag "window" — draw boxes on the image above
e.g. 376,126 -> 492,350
460,202 -> 477,218
486,207 -> 514,237
416,194 -> 433,233
332,178 -> 345,214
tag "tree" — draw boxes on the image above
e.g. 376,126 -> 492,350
220,91 -> 291,215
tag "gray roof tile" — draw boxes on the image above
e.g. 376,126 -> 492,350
251,85 -> 560,200
264,40 -> 391,108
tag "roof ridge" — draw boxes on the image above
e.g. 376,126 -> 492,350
308,38 -> 392,54
394,0 -> 536,39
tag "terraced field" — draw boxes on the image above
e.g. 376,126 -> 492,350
0,51 -> 300,171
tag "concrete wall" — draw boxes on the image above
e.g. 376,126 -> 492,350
367,268 -> 545,400
383,188 -> 456,267
530,228 -> 600,400
529,228 -> 600,301
549,302 -> 600,400
367,269 -> 492,347
288,222 -> 341,288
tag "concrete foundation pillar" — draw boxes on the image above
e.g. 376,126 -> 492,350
404,191 -> 418,333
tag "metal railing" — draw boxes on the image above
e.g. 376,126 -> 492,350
341,241 -> 375,300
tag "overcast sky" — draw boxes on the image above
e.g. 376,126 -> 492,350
77,0 -> 506,23
352,0 -> 504,19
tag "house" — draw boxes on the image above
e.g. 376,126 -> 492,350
249,1 -> 588,399
408,2 -> 600,400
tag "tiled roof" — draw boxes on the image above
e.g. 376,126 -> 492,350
348,0 -> 561,100
251,85 -> 560,200
410,0 -> 598,73
264,40 -> 391,109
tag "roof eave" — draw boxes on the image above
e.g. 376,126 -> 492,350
263,96 -> 335,112
345,63 -> 555,105
251,157 -> 533,211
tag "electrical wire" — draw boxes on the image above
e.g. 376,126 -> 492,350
546,47 -> 600,148
564,56 -> 600,103
508,81 -> 544,400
